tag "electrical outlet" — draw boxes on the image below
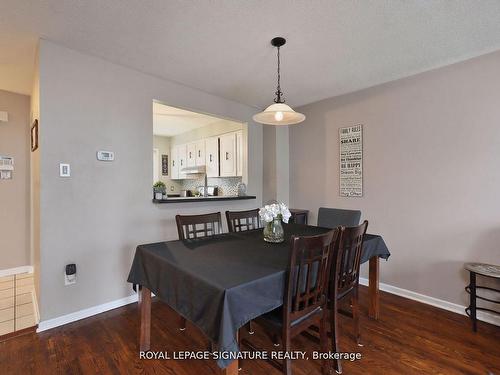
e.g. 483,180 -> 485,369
64,263 -> 77,285
64,273 -> 76,285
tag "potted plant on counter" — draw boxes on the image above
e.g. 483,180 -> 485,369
153,181 -> 166,200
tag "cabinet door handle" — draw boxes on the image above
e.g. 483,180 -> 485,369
189,152 -> 192,158
225,152 -> 229,160
181,160 -> 183,166
173,160 -> 175,167
209,154 -> 213,162
198,150 -> 201,157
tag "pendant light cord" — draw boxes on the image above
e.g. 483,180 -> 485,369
274,46 -> 285,103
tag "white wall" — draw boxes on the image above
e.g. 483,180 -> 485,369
38,40 -> 263,321
290,50 -> 500,310
0,90 -> 31,269
31,47 -> 41,303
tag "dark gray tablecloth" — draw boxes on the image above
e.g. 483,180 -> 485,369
127,223 -> 390,368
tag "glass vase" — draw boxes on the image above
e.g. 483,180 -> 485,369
263,218 -> 285,243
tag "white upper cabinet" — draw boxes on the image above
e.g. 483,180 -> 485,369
236,130 -> 243,177
177,144 -> 187,178
219,132 -> 237,177
170,130 -> 244,179
187,143 -> 196,167
195,140 -> 205,166
205,137 -> 219,177
171,145 -> 179,179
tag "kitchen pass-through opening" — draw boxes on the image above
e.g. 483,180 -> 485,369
152,101 -> 248,199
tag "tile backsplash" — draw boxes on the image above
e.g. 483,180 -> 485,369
180,176 -> 242,196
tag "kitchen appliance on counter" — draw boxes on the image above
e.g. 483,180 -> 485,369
180,190 -> 192,197
198,186 -> 218,196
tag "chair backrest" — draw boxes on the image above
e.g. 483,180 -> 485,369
332,220 -> 368,299
283,229 -> 338,325
225,209 -> 261,233
317,207 -> 361,228
175,212 -> 223,240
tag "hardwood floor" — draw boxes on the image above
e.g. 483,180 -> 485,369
1,286 -> 499,375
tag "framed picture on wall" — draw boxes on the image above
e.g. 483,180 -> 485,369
31,119 -> 39,152
161,154 -> 169,176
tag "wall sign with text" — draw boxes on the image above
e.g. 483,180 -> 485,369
339,125 -> 363,197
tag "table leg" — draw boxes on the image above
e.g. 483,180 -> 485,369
368,256 -> 380,320
470,272 -> 477,332
222,331 -> 239,375
223,358 -> 239,375
139,286 -> 152,351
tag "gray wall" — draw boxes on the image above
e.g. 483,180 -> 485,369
0,89 -> 31,269
38,40 -> 263,321
262,126 -> 276,203
262,126 -> 290,204
290,50 -> 500,308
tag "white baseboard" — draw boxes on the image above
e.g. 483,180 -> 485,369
359,277 -> 500,327
37,294 -> 138,332
37,280 -> 499,334
0,265 -> 34,278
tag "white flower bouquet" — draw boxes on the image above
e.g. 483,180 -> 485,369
259,202 -> 291,223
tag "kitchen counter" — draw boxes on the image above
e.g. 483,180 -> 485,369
152,195 -> 256,203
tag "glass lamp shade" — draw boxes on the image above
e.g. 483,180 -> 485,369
252,103 -> 305,125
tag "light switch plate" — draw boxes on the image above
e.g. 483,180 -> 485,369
0,111 -> 8,122
59,163 -> 71,177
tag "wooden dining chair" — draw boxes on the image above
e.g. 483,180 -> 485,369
328,220 -> 368,374
225,209 -> 261,232
243,229 -> 338,375
175,212 -> 223,331
175,212 -> 223,240
317,207 -> 361,228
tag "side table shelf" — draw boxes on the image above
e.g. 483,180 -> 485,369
464,262 -> 500,332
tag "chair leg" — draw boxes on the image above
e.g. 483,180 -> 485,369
282,333 -> 292,375
331,301 -> 342,374
246,320 -> 255,335
237,329 -> 243,371
320,312 -> 330,375
273,333 -> 280,347
352,289 -> 362,347
179,316 -> 186,331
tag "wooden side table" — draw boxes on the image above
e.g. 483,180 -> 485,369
464,262 -> 500,332
289,209 -> 309,225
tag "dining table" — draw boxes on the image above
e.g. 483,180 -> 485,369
127,223 -> 390,374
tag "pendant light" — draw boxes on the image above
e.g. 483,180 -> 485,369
253,37 -> 305,126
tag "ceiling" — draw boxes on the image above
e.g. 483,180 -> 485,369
153,102 -> 235,137
1,1 -> 500,107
